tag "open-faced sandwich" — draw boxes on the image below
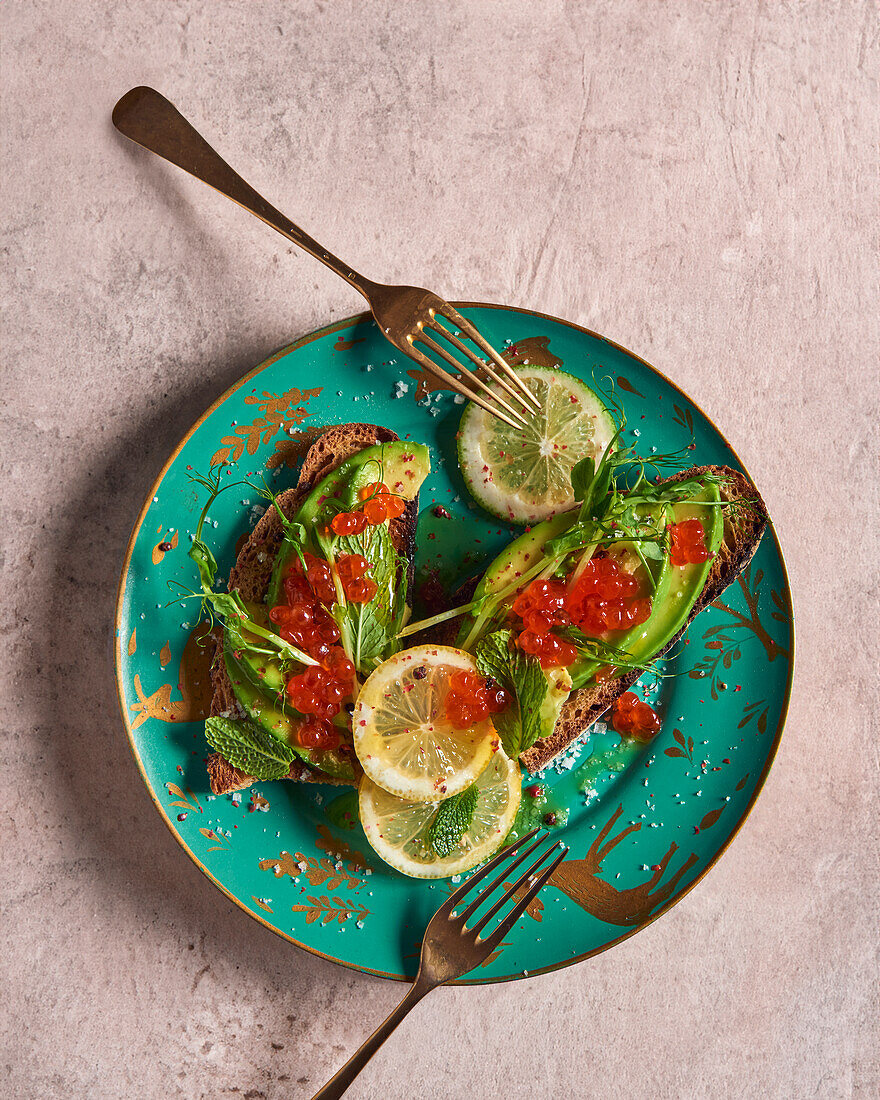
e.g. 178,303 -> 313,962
187,381 -> 767,880
193,424 -> 429,790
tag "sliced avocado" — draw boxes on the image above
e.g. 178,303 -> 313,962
224,600 -> 286,695
459,482 -> 723,692
267,440 -> 430,607
567,485 -> 722,686
472,510 -> 574,599
222,646 -> 356,782
626,484 -> 723,654
456,510 -> 575,645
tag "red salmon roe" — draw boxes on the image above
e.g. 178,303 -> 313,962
358,480 -> 390,499
384,495 -> 407,519
332,484 -> 407,535
286,646 -> 355,720
344,576 -> 378,602
298,717 -> 341,751
512,578 -> 569,633
336,553 -> 378,603
293,551 -> 335,605
518,628 -> 579,669
509,577 -> 577,668
668,519 -> 709,567
360,481 -> 407,520
331,510 -> 369,536
363,497 -> 388,525
610,691 -> 661,741
444,668 -> 511,729
565,556 -> 652,636
271,551 -> 341,660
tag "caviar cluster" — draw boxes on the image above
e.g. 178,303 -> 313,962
566,557 -> 652,634
336,553 -> 378,603
610,691 -> 661,741
511,556 -> 653,669
329,481 -> 406,536
267,553 -> 354,749
668,518 -> 709,567
444,668 -> 511,729
513,579 -> 579,669
285,648 -> 357,749
270,552 -> 339,659
265,482 -> 410,750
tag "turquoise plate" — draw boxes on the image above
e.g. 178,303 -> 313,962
115,304 -> 793,983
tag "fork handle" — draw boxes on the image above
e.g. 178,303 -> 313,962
311,978 -> 433,1100
112,87 -> 378,301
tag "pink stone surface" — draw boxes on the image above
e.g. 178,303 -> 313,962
1,2 -> 877,1097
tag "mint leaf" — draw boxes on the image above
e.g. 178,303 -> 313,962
333,522 -> 405,675
516,659 -> 552,753
471,628 -> 514,685
474,630 -> 551,756
204,716 -> 295,780
429,786 -> 479,857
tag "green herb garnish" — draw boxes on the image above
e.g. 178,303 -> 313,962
204,715 -> 296,780
474,629 -> 549,756
429,786 -> 479,857
172,470 -> 317,668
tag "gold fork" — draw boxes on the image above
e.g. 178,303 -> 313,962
112,87 -> 539,429
311,827 -> 567,1100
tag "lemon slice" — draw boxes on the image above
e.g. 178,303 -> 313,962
457,364 -> 616,525
358,749 -> 522,878
353,645 -> 499,801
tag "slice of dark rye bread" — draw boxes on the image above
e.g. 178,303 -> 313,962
205,423 -> 419,796
522,465 -> 767,772
440,464 -> 768,775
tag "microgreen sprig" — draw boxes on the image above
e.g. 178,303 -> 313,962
181,469 -> 318,667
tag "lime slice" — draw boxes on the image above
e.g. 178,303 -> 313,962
353,645 -> 499,802
358,749 -> 521,878
457,365 -> 616,524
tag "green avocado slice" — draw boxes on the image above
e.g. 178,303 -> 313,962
221,641 -> 356,782
459,481 -> 723,692
224,600 -> 286,695
266,440 -> 430,608
568,484 -> 722,686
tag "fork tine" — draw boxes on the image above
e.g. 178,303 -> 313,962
482,846 -> 569,950
426,318 -> 536,416
439,828 -> 540,914
414,331 -> 528,428
469,840 -> 563,937
404,344 -> 523,430
454,832 -> 550,925
439,305 -> 542,412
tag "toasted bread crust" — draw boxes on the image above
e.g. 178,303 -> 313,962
207,423 -> 417,795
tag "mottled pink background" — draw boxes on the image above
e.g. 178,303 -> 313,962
2,2 -> 877,1097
